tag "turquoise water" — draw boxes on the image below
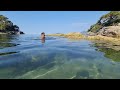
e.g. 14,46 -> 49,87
0,34 -> 120,79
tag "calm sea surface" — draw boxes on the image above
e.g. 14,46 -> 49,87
0,34 -> 120,79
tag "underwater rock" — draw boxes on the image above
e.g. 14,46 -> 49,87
74,70 -> 89,79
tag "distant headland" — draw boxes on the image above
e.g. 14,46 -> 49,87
0,15 -> 24,35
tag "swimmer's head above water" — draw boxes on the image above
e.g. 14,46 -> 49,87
41,32 -> 45,39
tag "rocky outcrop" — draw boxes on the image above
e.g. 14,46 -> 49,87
0,15 -> 24,35
87,32 -> 96,36
96,25 -> 120,38
88,11 -> 120,38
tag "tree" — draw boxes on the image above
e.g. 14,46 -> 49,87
0,15 -> 24,34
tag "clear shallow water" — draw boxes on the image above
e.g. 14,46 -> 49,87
0,34 -> 120,79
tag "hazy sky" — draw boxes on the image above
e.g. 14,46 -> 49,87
0,11 -> 109,34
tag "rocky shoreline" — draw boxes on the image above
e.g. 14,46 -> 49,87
47,32 -> 120,51
87,25 -> 120,38
47,32 -> 84,39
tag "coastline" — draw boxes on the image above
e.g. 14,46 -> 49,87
47,32 -> 120,45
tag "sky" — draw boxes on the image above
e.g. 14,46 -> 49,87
0,11 -> 109,34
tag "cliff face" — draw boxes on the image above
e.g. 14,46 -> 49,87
0,15 -> 24,35
88,11 -> 120,38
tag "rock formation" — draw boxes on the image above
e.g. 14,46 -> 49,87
88,11 -> 120,38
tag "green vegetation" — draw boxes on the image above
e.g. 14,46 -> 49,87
96,47 -> 120,62
88,11 -> 120,33
0,15 -> 24,35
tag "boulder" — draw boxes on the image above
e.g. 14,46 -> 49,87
97,26 -> 120,38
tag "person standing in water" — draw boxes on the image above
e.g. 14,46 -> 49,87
41,32 -> 45,43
